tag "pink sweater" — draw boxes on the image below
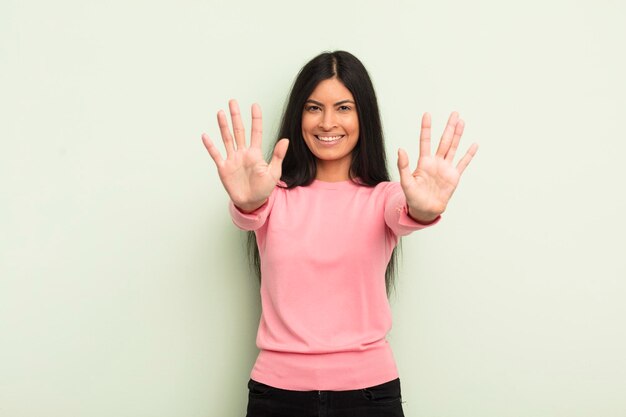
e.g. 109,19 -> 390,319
229,179 -> 438,390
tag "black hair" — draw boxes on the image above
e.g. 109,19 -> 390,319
248,50 -> 401,295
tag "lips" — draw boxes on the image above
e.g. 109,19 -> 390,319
315,135 -> 344,142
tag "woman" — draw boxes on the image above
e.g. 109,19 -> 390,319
202,51 -> 477,416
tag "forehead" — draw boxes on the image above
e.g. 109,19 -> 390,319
308,78 -> 354,102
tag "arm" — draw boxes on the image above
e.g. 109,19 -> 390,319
228,190 -> 276,231
384,182 -> 441,237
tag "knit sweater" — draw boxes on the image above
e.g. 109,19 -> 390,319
229,179 -> 438,390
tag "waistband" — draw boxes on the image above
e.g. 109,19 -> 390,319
250,341 -> 399,391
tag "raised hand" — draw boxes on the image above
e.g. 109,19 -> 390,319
397,112 -> 478,223
201,100 -> 289,212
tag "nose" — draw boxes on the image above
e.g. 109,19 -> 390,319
318,110 -> 336,131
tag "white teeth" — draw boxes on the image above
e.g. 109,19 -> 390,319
316,135 -> 343,142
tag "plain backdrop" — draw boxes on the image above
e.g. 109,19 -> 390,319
1,0 -> 625,416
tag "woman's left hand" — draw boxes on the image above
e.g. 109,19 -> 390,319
397,112 -> 478,224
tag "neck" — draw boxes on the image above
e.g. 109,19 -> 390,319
315,158 -> 352,182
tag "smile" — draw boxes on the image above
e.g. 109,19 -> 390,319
315,135 -> 344,142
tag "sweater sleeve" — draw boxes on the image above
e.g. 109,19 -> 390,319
383,182 -> 440,237
228,187 -> 278,231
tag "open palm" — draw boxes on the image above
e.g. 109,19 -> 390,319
202,100 -> 289,212
397,112 -> 478,223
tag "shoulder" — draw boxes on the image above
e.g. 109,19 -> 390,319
373,181 -> 403,196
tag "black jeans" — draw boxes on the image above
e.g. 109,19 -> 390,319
246,378 -> 405,417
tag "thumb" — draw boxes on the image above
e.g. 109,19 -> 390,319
397,148 -> 414,187
269,138 -> 290,177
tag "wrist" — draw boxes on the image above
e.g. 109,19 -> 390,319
234,199 -> 268,214
407,207 -> 441,225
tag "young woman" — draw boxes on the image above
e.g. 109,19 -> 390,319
202,51 -> 477,417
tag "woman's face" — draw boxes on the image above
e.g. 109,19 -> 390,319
301,78 -> 360,178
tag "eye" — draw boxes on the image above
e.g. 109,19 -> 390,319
338,105 -> 352,111
305,105 -> 321,112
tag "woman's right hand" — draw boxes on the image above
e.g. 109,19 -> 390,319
202,99 -> 289,212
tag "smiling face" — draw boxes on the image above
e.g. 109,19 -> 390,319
301,78 -> 360,181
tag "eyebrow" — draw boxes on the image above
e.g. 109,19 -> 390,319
305,99 -> 355,106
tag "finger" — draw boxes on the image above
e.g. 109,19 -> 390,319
250,103 -> 263,149
269,138 -> 290,179
456,142 -> 479,175
397,148 -> 414,187
445,119 -> 464,162
229,99 -> 246,150
419,112 -> 432,159
201,133 -> 224,167
435,111 -> 459,158
217,109 -> 235,155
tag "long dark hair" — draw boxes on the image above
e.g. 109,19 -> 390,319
248,50 -> 401,295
